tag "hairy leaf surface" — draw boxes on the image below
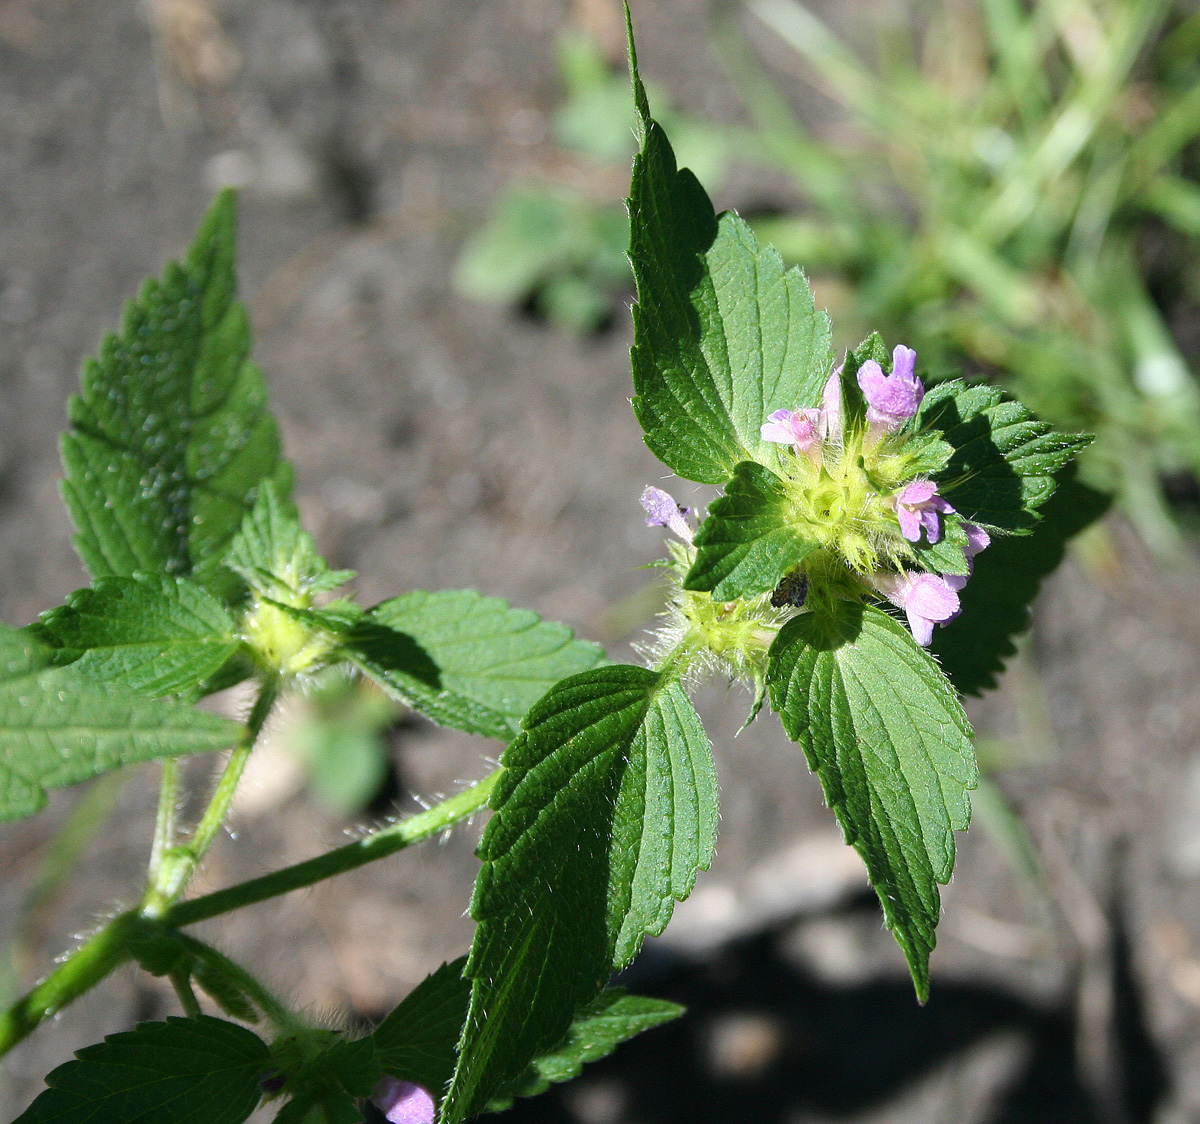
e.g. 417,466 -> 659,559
627,27 -> 832,483
685,460 -> 819,599
346,590 -> 604,740
442,665 -> 717,1122
61,190 -> 290,589
0,625 -> 241,823
35,574 -> 240,698
917,380 -> 1091,532
225,481 -> 353,600
768,604 -> 976,999
13,1016 -> 269,1124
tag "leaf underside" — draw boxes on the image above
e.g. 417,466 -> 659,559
441,664 -> 716,1122
768,604 -> 977,1000
13,1016 -> 270,1124
486,989 -> 683,1111
60,189 -> 291,593
346,589 -> 605,740
0,624 -> 241,824
372,957 -> 471,1103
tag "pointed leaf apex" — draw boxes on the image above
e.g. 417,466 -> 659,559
625,4 -> 651,137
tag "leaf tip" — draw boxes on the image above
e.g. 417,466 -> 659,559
624,3 -> 650,135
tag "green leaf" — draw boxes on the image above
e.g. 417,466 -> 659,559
767,603 -> 976,1000
344,590 -> 605,740
441,665 -> 717,1122
60,190 -> 291,589
908,512 -> 970,577
627,21 -> 833,483
917,380 -> 1092,533
13,1016 -> 270,1124
34,574 -> 241,698
685,461 -> 819,599
837,332 -> 889,429
931,468 -> 1110,695
226,481 -> 353,602
372,957 -> 470,1101
486,989 -> 683,1111
0,624 -> 241,824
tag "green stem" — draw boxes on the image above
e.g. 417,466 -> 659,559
0,911 -> 144,1056
0,769 -> 500,1058
143,678 -> 280,914
169,968 -> 203,1019
149,758 -> 181,882
654,635 -> 700,684
166,770 -> 501,928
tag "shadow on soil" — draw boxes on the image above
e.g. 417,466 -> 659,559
498,897 -> 1168,1124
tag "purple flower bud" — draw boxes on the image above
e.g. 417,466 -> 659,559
962,522 -> 990,560
761,408 -> 820,453
894,479 -> 954,543
372,1077 -> 435,1124
819,368 -> 844,442
857,345 -> 924,430
868,570 -> 961,646
640,485 -> 694,543
944,523 -> 991,591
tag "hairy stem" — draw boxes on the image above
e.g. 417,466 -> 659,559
0,910 -> 143,1056
0,768 -> 501,1056
166,770 -> 500,927
148,758 -> 181,882
143,678 -> 279,915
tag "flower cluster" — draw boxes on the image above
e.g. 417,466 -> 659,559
643,345 -> 991,651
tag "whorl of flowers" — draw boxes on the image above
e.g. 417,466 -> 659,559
642,346 -> 990,655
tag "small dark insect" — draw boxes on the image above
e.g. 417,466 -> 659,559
771,572 -> 808,608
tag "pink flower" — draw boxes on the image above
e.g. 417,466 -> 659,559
761,368 -> 844,459
372,1078 -> 435,1124
868,570 -> 961,646
761,408 -> 820,453
944,523 -> 991,591
640,485 -> 694,543
857,345 -> 924,430
894,479 -> 954,543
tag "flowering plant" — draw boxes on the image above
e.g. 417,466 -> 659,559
0,13 -> 1091,1124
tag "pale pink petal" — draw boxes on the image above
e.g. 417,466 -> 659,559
891,344 -> 917,382
640,485 -> 693,542
894,479 -> 953,544
905,573 -> 960,622
962,523 -> 991,559
919,508 -> 942,543
897,505 -> 922,542
760,419 -> 798,444
906,610 -> 935,647
857,346 -> 924,428
867,570 -> 960,646
897,479 -> 937,505
819,369 -> 843,442
373,1078 -> 435,1124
